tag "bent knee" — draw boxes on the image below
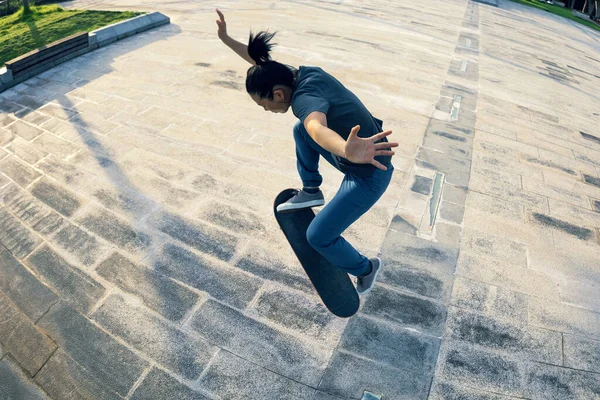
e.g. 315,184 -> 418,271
306,224 -> 332,249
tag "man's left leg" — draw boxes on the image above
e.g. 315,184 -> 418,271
306,167 -> 393,293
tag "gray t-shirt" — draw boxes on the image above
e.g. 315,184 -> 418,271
291,66 -> 391,176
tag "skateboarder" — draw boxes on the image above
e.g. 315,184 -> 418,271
216,9 -> 399,295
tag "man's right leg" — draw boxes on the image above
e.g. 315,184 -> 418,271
277,121 -> 337,212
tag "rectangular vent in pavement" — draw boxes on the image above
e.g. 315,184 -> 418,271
362,391 -> 383,400
450,95 -> 463,120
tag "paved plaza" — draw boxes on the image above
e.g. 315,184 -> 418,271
1,0 -> 600,398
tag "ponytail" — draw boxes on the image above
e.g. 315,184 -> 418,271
248,31 -> 276,65
246,31 -> 295,99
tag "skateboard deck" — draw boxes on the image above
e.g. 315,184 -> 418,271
274,188 -> 360,318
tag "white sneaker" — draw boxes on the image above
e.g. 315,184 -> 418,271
276,189 -> 325,212
356,257 -> 383,296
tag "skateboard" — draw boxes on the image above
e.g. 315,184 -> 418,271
274,188 -> 360,318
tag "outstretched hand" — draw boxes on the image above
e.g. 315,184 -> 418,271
215,9 -> 228,40
343,126 -> 398,170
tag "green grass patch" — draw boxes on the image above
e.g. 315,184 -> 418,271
509,0 -> 600,32
0,5 -> 143,66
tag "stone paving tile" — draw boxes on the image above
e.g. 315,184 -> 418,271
36,155 -> 93,190
417,147 -> 471,187
31,133 -> 80,159
0,173 -> 9,188
446,307 -> 561,364
38,302 -> 149,397
0,156 -> 42,187
437,340 -> 525,397
456,251 -> 559,300
474,131 -> 539,160
548,197 -> 600,228
96,252 -> 199,322
149,211 -> 238,262
529,212 -> 595,241
389,208 -> 421,235
153,243 -> 261,309
429,380 -> 518,400
312,391 -> 348,400
0,357 -> 49,400
439,200 -> 465,224
341,316 -> 440,373
563,334 -> 600,374
528,297 -> 600,339
318,351 -> 429,400
91,293 -> 216,380
130,368 -> 209,400
0,249 -> 57,322
0,184 -> 49,226
361,286 -> 447,336
527,233 -> 600,282
35,349 -> 120,400
435,221 -> 462,248
556,275 -> 600,313
451,276 -> 527,325
31,178 -> 84,217
0,113 -> 17,128
6,120 -> 44,141
125,171 -> 203,213
196,200 -> 267,236
0,185 -> 64,235
516,133 -> 579,159
460,228 -> 527,265
468,173 -> 549,212
198,350 -> 316,400
38,103 -> 78,121
52,222 -> 108,267
0,207 -> 42,259
26,245 -> 106,314
6,136 -> 48,164
380,230 -> 458,275
39,117 -> 89,139
22,111 -> 52,127
380,259 -> 453,302
472,152 -> 544,181
248,285 -> 345,346
234,243 -> 313,293
471,165 -> 522,188
0,291 -> 57,376
187,299 -> 330,386
31,212 -> 66,236
76,205 -> 152,255
523,361 -> 600,400
539,148 -> 598,177
543,170 -> 600,200
79,177 -> 159,219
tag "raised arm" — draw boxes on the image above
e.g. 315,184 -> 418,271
216,9 -> 255,65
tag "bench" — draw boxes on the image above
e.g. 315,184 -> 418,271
5,31 -> 89,78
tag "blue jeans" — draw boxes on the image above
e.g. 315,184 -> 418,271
293,121 -> 394,276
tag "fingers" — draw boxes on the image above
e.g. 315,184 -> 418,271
374,142 -> 398,149
216,8 -> 224,20
348,125 -> 361,139
371,130 -> 393,141
375,150 -> 396,157
371,159 -> 388,171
